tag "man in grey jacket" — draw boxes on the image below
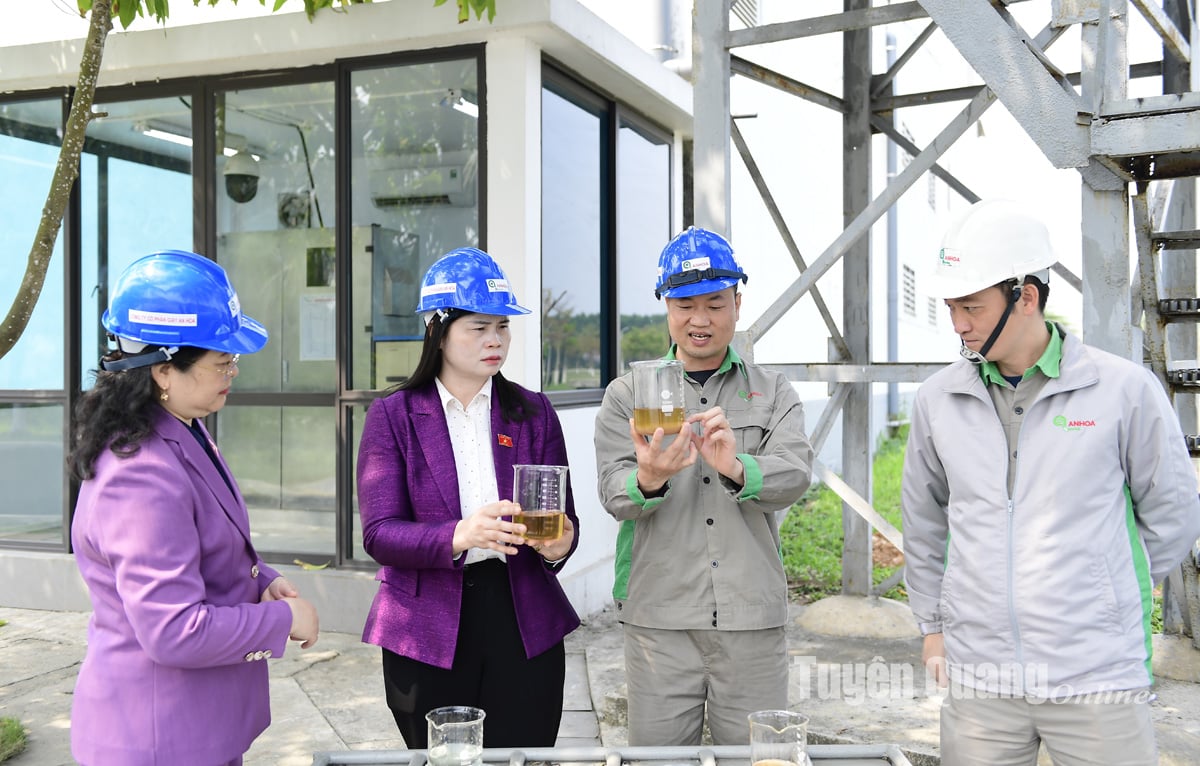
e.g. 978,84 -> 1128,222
902,199 -> 1200,765
594,226 -> 813,746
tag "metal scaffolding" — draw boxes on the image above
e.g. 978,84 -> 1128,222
693,0 -> 1200,637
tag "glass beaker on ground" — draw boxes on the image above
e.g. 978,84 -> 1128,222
748,709 -> 808,766
426,705 -> 485,766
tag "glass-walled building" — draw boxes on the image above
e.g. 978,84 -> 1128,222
0,3 -> 690,626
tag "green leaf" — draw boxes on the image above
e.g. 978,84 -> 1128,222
116,0 -> 140,29
143,0 -> 169,22
293,558 -> 331,571
469,0 -> 495,23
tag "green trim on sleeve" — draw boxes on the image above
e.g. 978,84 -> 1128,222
613,519 -> 635,600
625,470 -> 666,510
736,453 -> 763,500
1124,484 -> 1156,682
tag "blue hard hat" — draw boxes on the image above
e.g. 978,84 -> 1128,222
102,250 -> 268,354
654,227 -> 748,299
416,248 -> 531,316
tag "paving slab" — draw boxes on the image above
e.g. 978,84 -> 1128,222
0,606 -> 596,766
5,602 -> 1200,765
563,652 -> 592,711
570,602 -> 1200,766
559,710 -> 600,740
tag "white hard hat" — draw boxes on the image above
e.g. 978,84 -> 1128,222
928,199 -> 1056,299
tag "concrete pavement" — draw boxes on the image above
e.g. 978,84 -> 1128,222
3,603 -> 1200,765
0,606 -> 597,766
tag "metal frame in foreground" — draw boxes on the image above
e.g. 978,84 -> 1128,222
312,744 -> 913,766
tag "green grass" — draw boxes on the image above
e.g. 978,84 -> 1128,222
0,620 -> 27,763
0,717 -> 26,762
782,426 -> 908,603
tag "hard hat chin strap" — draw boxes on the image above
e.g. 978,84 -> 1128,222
655,267 -> 747,299
960,283 -> 1022,365
100,339 -> 180,372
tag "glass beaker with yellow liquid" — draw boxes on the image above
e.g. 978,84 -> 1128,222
512,464 -> 569,541
630,359 -> 687,435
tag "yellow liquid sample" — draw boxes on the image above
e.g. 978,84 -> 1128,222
633,407 -> 685,435
513,510 -> 565,541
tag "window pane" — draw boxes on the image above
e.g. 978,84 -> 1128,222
216,81 -> 337,394
541,87 -> 602,391
82,95 -> 194,388
0,99 -> 66,391
216,405 -> 335,559
349,58 -> 480,390
617,120 -> 671,370
0,403 -> 63,542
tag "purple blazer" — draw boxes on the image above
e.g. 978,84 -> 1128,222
357,381 -> 581,669
71,407 -> 292,766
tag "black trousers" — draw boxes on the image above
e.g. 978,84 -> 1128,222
381,559 -> 566,748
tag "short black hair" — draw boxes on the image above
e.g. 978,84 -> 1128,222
998,276 -> 1049,312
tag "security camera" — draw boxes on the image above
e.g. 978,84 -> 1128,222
224,151 -> 260,204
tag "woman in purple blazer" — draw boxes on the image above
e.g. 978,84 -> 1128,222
68,251 -> 320,766
357,248 -> 580,748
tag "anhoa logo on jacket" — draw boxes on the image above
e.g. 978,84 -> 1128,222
1053,414 -> 1096,431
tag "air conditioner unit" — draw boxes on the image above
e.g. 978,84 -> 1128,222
369,162 -> 475,207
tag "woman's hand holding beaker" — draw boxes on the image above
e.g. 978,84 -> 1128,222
453,501 -> 526,556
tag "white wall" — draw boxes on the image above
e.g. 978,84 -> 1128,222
484,37 -> 544,388
552,406 -> 619,616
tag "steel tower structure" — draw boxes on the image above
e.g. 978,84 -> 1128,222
691,0 -> 1200,638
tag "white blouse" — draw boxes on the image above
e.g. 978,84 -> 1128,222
435,376 -> 503,565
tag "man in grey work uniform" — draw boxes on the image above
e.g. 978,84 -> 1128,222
594,226 -> 813,746
902,199 -> 1200,765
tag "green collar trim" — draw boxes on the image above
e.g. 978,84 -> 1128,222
979,321 -> 1062,386
665,344 -> 742,376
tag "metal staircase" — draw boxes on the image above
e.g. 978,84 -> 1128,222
1134,175 -> 1200,646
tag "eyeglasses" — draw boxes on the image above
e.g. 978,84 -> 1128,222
193,354 -> 240,379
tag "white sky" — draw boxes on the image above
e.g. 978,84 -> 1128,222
2,0 -> 323,47
9,0 -> 1182,343
590,0 -> 1178,347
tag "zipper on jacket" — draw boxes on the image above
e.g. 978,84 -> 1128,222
1006,497 -> 1026,695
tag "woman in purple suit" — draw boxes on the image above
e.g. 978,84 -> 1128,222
357,248 -> 580,748
69,251 -> 320,766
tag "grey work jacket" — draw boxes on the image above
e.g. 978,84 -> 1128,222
594,347 -> 813,631
902,331 -> 1200,697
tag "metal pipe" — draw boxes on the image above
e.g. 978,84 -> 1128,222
886,32 -> 899,420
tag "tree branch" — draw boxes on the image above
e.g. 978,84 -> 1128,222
0,0 -> 111,359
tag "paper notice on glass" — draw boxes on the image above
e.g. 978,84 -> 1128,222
299,293 -> 335,361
